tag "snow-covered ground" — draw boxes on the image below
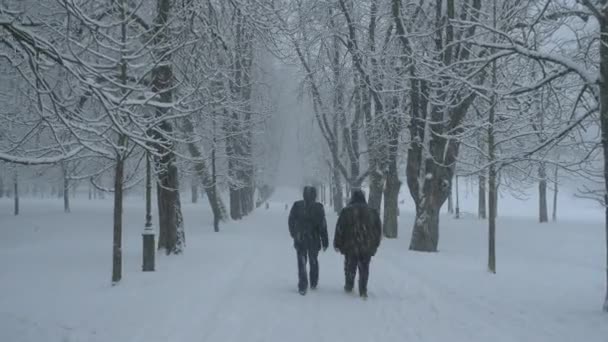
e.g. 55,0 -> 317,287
0,188 -> 606,342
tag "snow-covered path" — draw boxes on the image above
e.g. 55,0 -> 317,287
0,193 -> 607,342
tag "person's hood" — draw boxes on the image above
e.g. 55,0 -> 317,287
349,189 -> 367,205
303,186 -> 317,204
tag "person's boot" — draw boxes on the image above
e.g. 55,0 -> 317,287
344,283 -> 353,293
360,290 -> 368,299
299,289 -> 307,296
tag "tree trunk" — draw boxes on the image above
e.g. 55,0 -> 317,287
383,156 -> 400,238
112,0 -> 129,284
455,175 -> 460,219
600,15 -> 608,313
488,7 -> 497,273
157,164 -> 185,254
230,187 -> 242,220
368,169 -> 384,212
552,166 -> 558,222
604,195 -> 608,312
479,174 -> 487,219
112,154 -> 124,285
145,152 -> 153,229
383,116 -> 401,238
191,180 -> 198,204
539,163 -> 548,223
332,165 -> 343,213
13,172 -> 19,216
211,129 -> 220,232
182,117 -> 227,230
226,121 -> 243,220
174,180 -> 185,251
488,162 -> 497,273
447,183 -> 454,214
409,199 -> 441,252
156,183 -> 165,248
152,0 -> 185,255
329,171 -> 334,207
63,163 -> 70,213
320,184 -> 325,204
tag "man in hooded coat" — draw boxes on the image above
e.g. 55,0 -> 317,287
334,189 -> 382,298
288,186 -> 329,295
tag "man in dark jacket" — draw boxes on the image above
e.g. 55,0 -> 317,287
334,189 -> 382,298
288,186 -> 329,295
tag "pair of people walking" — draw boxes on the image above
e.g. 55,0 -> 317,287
288,186 -> 382,298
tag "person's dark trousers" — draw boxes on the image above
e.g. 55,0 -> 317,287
297,248 -> 319,292
344,254 -> 371,295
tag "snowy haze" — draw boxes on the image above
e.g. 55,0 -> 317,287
1,0 -> 608,341
272,64 -> 320,188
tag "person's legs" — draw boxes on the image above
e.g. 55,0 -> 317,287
358,255 -> 371,297
296,249 -> 308,294
344,255 -> 357,292
308,249 -> 319,289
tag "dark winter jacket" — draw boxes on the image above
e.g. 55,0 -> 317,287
334,190 -> 382,256
288,186 -> 329,251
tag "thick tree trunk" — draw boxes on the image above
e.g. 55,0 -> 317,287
478,174 -> 487,219
368,170 -> 384,212
157,164 -> 185,254
539,163 -> 548,223
447,183 -> 454,214
112,154 -> 124,285
13,172 -> 19,216
409,200 -> 441,252
191,180 -> 198,204
230,187 -> 242,220
383,120 -> 401,238
552,166 -> 558,222
152,0 -> 185,255
383,157 -> 400,238
241,178 -> 255,216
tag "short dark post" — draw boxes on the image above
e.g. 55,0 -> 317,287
265,202 -> 269,210
142,230 -> 155,271
142,152 -> 155,272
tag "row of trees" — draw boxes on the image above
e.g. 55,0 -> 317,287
0,0 -> 280,284
1,0 -> 606,312
270,0 -> 606,311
